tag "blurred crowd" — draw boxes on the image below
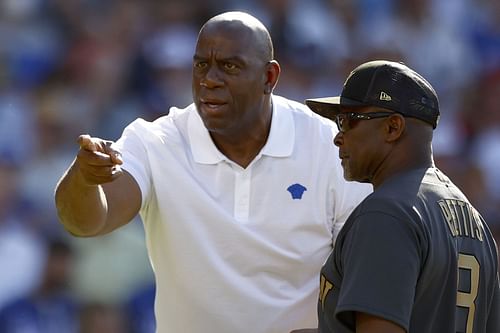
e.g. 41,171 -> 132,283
0,0 -> 499,332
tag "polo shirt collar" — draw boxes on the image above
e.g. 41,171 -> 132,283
188,96 -> 295,164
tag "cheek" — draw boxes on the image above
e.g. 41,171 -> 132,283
235,91 -> 265,116
229,76 -> 263,97
346,138 -> 373,173
192,77 -> 199,97
359,141 -> 386,173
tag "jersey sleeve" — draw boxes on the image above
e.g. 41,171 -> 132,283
112,119 -> 152,209
335,211 -> 422,331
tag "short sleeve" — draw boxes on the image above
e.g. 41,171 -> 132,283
112,119 -> 152,209
336,211 -> 422,331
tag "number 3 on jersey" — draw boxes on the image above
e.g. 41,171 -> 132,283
457,253 -> 480,333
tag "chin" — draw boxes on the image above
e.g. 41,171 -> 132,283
344,171 -> 368,183
343,172 -> 356,182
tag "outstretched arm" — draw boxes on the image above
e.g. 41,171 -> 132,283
55,134 -> 141,237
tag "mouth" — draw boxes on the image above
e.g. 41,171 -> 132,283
339,154 -> 348,167
200,98 -> 226,105
199,99 -> 227,113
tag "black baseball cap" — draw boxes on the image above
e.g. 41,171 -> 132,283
305,60 -> 440,129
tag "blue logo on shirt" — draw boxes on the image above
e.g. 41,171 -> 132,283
287,183 -> 307,199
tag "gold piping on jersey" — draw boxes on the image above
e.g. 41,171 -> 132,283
319,274 -> 334,310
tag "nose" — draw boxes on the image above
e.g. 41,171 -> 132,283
200,66 -> 223,89
333,131 -> 343,147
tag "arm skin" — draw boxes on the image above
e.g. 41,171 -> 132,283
54,135 -> 141,237
289,312 -> 405,333
356,312 -> 406,333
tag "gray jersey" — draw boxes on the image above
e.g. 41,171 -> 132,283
318,167 -> 500,333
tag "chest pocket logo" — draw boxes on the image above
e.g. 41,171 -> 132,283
287,183 -> 307,199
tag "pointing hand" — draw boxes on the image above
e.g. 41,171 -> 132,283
75,134 -> 123,185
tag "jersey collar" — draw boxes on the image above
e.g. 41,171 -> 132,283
188,96 -> 295,165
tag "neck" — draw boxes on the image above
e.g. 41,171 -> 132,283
211,100 -> 273,168
213,133 -> 269,168
371,147 -> 434,190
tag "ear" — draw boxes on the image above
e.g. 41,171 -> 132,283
385,114 -> 405,143
264,60 -> 280,95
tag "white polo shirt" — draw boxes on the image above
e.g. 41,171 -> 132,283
114,95 -> 371,333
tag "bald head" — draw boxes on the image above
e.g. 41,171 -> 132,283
199,11 -> 274,62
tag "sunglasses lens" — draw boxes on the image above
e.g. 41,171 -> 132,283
335,111 -> 396,132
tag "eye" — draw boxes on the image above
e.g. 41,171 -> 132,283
194,61 -> 207,69
223,62 -> 238,71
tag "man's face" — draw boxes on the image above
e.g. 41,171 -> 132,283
333,106 -> 390,182
192,24 -> 268,136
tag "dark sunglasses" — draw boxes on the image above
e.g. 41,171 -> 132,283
335,111 -> 395,132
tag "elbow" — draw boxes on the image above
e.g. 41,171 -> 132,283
66,228 -> 100,238
56,209 -> 105,238
58,217 -> 103,238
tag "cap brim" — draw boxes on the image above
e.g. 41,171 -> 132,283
305,96 -> 367,120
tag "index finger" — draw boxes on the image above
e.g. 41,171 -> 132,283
78,134 -> 99,152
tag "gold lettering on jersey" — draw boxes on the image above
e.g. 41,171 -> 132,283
438,200 -> 457,236
319,274 -> 334,309
456,200 -> 469,237
438,199 -> 484,242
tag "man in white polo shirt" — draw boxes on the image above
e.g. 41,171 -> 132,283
54,11 -> 371,333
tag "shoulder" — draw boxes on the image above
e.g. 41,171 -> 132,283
338,194 -> 423,256
273,94 -> 338,139
273,95 -> 310,113
337,178 -> 413,230
355,190 -> 418,222
121,104 -> 195,140
273,95 -> 332,122
357,169 -> 433,218
338,186 -> 426,247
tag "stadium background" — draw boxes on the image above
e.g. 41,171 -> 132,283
0,0 -> 498,331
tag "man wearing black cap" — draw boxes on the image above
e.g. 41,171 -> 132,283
292,60 -> 500,333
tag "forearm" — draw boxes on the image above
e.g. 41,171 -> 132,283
55,160 -> 109,236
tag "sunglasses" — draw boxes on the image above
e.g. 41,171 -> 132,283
335,111 -> 395,132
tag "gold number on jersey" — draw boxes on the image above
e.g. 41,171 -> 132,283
457,253 -> 480,333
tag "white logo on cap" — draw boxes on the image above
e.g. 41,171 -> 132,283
380,91 -> 392,101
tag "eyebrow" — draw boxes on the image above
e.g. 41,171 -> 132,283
193,54 -> 247,65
